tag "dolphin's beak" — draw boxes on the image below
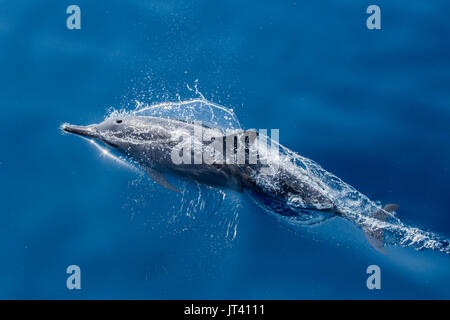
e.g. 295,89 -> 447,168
61,123 -> 98,138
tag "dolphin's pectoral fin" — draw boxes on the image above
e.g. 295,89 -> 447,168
363,203 -> 399,254
145,168 -> 180,193
364,231 -> 387,254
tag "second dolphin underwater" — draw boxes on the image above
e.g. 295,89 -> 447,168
61,100 -> 450,254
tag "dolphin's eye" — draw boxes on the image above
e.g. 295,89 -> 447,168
116,119 -> 122,124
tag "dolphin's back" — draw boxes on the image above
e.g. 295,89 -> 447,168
143,117 -> 337,212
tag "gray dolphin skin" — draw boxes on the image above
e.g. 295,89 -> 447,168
62,116 -> 334,209
60,114 -> 450,255
62,116 -> 259,193
62,115 -> 398,253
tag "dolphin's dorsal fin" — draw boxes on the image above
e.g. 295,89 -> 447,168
364,203 -> 399,254
145,168 -> 180,192
224,130 -> 258,143
221,130 -> 259,151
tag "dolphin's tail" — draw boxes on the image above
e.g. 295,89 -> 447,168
363,203 -> 399,254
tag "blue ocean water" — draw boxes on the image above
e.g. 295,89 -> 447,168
0,0 -> 450,299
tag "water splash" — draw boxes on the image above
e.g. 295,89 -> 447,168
114,99 -> 242,244
109,98 -> 449,254
111,98 -> 242,134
